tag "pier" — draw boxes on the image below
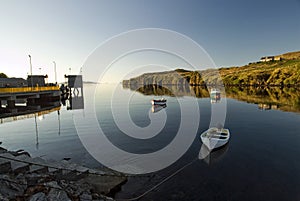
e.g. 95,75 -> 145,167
0,86 -> 60,118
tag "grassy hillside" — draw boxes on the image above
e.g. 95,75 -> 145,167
123,51 -> 300,87
218,58 -> 300,86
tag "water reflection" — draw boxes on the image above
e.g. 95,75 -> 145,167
199,143 -> 229,165
151,104 -> 167,113
0,105 -> 61,124
123,84 -> 300,113
66,96 -> 84,110
210,88 -> 221,104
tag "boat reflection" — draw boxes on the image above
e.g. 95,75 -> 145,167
66,96 -> 84,110
151,104 -> 167,113
199,143 -> 229,165
210,88 -> 221,103
210,96 -> 221,104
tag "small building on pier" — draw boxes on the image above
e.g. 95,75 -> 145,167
27,75 -> 48,87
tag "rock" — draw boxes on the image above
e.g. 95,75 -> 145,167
47,188 -> 71,201
63,181 -> 92,198
25,185 -> 47,197
0,147 -> 7,155
0,147 -> 119,201
0,192 -> 9,201
79,191 -> 92,201
0,158 -> 12,173
29,192 -> 46,201
25,173 -> 51,186
30,165 -> 48,174
79,175 -> 127,195
44,181 -> 62,189
0,177 -> 25,199
0,153 -> 29,174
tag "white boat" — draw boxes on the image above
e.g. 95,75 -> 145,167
200,127 -> 230,150
151,98 -> 167,106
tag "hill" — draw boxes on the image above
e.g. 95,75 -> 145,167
123,51 -> 300,87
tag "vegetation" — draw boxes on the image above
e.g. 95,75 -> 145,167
123,51 -> 300,87
0,73 -> 8,78
218,59 -> 300,86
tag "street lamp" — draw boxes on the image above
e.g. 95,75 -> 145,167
28,55 -> 33,89
53,61 -> 57,85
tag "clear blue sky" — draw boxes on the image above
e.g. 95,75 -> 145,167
0,0 -> 299,82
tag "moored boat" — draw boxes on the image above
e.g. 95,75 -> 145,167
151,98 -> 167,106
200,127 -> 230,150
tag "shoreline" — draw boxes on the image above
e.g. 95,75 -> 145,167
0,145 -> 127,201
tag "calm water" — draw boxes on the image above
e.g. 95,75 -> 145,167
1,84 -> 300,201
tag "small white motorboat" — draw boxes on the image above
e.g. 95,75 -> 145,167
151,98 -> 167,106
200,127 -> 230,150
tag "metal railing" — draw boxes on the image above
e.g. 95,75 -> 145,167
0,86 -> 59,93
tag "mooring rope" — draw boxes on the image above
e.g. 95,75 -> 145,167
116,158 -> 198,201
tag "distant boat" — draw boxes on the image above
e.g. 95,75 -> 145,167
151,104 -> 167,113
200,127 -> 230,150
151,98 -> 167,106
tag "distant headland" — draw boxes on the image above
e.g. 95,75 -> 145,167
123,50 -> 300,87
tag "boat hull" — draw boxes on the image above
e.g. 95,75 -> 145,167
200,128 -> 230,150
151,100 -> 167,106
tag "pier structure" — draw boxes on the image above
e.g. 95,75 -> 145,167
63,75 -> 84,110
0,86 -> 60,118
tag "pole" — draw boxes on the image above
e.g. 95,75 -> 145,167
53,61 -> 57,85
28,55 -> 33,89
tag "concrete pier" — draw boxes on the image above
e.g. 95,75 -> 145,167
0,86 -> 60,118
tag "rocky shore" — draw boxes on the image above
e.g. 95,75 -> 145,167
0,146 -> 127,201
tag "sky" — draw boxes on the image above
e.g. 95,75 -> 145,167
0,0 -> 299,83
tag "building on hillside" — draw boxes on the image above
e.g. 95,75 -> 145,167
27,75 -> 48,87
260,56 -> 281,62
0,78 -> 27,87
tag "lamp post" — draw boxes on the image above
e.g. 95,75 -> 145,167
28,55 -> 33,89
53,61 -> 57,85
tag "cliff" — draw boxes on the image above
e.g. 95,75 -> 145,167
123,51 -> 300,87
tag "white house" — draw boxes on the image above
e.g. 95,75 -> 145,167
260,56 -> 281,62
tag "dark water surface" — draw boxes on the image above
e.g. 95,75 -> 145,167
1,84 -> 299,201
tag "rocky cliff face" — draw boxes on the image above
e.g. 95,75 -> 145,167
123,69 -> 209,87
123,51 -> 300,87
